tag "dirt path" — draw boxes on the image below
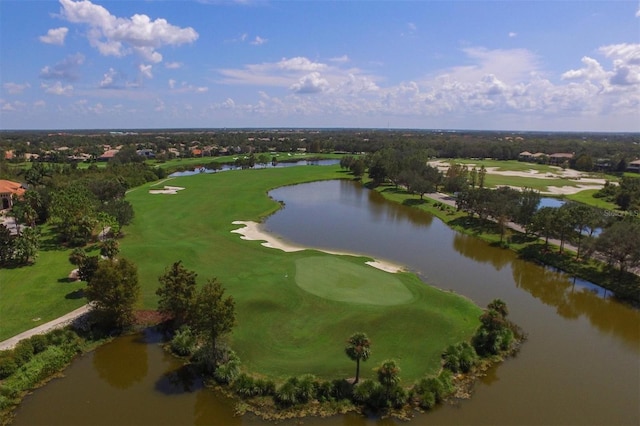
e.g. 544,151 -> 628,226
0,305 -> 91,351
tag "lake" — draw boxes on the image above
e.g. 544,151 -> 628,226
12,179 -> 639,425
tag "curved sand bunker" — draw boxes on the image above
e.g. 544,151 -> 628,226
231,220 -> 403,273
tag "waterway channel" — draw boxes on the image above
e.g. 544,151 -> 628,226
12,179 -> 640,425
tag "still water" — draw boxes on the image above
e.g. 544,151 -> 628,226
12,180 -> 639,425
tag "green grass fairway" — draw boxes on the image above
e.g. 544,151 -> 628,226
295,256 -> 414,305
121,165 -> 481,383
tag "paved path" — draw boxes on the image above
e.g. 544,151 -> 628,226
0,304 -> 90,351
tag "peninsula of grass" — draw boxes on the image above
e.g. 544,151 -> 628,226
119,165 -> 482,383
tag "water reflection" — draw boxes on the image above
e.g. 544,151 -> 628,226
512,257 -> 640,349
452,233 -> 510,271
155,364 -> 204,395
93,332 -> 148,389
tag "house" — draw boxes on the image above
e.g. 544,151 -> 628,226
98,149 -> 119,161
518,151 -> 534,161
0,180 -> 26,210
549,153 -> 574,165
136,149 -> 156,159
627,159 -> 640,173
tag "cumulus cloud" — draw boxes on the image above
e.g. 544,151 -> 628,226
39,53 -> 85,81
508,32 -> 517,38
3,82 -> 31,95
290,72 -> 330,94
330,55 -> 349,63
165,61 -> 182,69
39,27 -> 69,45
58,0 -> 198,63
41,81 -> 74,96
139,64 -> 153,79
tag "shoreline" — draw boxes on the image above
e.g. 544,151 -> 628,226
231,220 -> 404,273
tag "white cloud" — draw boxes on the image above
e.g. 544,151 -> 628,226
41,81 -> 74,96
3,82 -> 31,95
139,64 -> 153,79
99,68 -> 121,88
58,0 -> 198,62
165,62 -> 183,69
168,79 -> 176,89
290,72 -> 330,94
34,100 -> 46,108
39,27 -> 69,45
250,36 -> 267,45
508,32 -> 517,38
39,53 -> 85,81
278,57 -> 327,72
330,55 -> 349,63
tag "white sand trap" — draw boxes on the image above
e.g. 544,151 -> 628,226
149,186 -> 185,195
231,220 -> 404,273
543,184 -> 604,195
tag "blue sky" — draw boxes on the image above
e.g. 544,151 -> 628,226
1,0 -> 639,131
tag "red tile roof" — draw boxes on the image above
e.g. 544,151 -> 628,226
0,180 -> 25,196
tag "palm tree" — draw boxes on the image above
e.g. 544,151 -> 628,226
376,359 -> 401,400
345,332 -> 371,384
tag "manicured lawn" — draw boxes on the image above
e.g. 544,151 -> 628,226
565,189 -> 619,210
448,159 -> 557,174
0,248 -> 85,341
120,165 -> 481,383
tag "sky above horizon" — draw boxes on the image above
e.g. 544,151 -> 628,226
1,0 -> 639,132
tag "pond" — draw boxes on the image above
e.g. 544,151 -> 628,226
168,158 -> 339,177
12,180 -> 640,425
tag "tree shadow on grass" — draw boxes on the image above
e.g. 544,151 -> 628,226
403,198 -> 427,207
65,288 -> 85,299
449,216 -> 496,235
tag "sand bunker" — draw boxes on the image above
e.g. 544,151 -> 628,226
231,220 -> 403,273
149,186 -> 185,195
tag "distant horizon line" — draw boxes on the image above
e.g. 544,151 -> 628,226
1,127 -> 638,135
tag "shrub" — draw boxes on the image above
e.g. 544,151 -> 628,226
13,340 -> 34,366
0,354 -> 18,380
295,374 -> 317,404
352,379 -> 380,404
170,327 -> 196,357
254,378 -> 276,397
443,342 -> 478,373
213,358 -> 240,385
330,378 -> 353,400
232,373 -> 259,398
275,377 -> 299,407
28,335 -> 48,355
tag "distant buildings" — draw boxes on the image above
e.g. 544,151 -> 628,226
0,180 -> 26,210
628,159 -> 640,173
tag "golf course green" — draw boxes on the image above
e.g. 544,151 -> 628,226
119,165 -> 482,383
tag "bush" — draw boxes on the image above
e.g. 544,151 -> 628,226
213,358 -> 240,385
0,354 -> 18,380
330,378 -> 353,400
169,327 -> 196,357
232,373 -> 259,398
275,377 -> 299,407
295,374 -> 317,404
254,378 -> 276,397
352,379 -> 380,404
13,340 -> 34,366
28,335 -> 48,355
413,370 -> 455,410
443,342 -> 478,373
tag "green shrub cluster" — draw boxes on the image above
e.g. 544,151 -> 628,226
411,370 -> 455,410
442,342 -> 478,373
169,326 -> 197,357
